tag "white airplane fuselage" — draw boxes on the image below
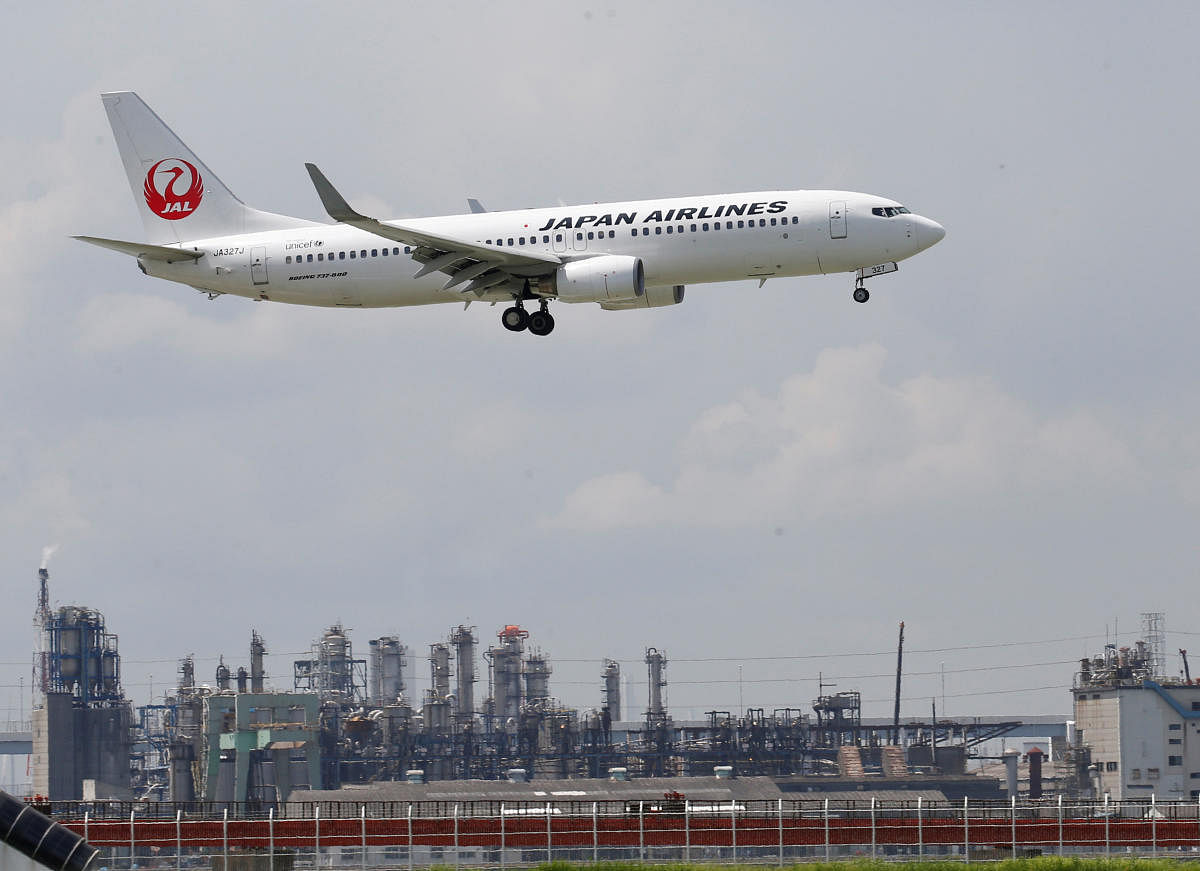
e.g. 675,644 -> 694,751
145,190 -> 942,308
80,92 -> 944,333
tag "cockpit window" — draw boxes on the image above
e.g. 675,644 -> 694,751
872,206 -> 912,218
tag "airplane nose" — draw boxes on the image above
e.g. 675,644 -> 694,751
916,216 -> 946,250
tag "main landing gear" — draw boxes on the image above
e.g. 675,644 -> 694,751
502,299 -> 555,336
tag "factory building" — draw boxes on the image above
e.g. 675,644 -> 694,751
29,568 -> 133,800
31,562 -> 1107,808
1074,622 -> 1200,801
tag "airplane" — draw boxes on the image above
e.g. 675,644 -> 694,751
76,92 -> 945,337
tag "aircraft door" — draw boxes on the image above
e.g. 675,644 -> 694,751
250,246 -> 269,285
552,231 -> 567,253
572,229 -> 587,251
829,201 -> 847,239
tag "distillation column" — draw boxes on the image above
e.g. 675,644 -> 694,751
602,659 -> 621,721
450,626 -> 476,724
645,647 -> 668,725
250,631 -> 267,693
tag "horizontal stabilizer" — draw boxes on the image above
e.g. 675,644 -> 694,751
73,235 -> 203,263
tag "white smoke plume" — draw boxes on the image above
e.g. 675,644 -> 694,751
40,543 -> 59,570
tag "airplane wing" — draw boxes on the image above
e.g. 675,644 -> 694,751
305,164 -> 560,296
73,235 -> 204,263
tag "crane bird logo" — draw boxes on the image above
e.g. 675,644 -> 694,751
143,158 -> 204,220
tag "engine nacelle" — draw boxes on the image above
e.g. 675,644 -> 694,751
554,255 -> 644,303
600,284 -> 685,310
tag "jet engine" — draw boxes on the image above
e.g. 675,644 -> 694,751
600,284 -> 685,310
554,255 -> 644,303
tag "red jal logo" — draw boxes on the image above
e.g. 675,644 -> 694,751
143,158 -> 203,220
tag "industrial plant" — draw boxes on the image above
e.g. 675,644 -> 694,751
12,564 -> 1194,811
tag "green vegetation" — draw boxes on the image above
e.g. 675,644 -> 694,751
526,862 -> 1196,871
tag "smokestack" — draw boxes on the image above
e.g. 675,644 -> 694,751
1027,747 -> 1045,799
1003,749 -> 1020,798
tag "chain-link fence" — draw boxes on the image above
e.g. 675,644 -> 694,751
53,796 -> 1200,869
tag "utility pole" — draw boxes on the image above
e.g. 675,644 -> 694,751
893,621 -> 905,744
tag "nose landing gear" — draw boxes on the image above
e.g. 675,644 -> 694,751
851,261 -> 898,304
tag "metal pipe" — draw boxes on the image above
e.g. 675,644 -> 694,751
0,790 -> 98,871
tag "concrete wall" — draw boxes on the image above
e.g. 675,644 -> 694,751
32,695 -> 131,801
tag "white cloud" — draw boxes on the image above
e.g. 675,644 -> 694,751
75,293 -> 295,357
549,344 -> 1143,531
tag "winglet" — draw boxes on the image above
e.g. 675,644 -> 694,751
305,163 -> 366,223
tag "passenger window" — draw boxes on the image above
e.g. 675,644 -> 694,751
690,224 -> 697,232
393,247 -> 399,255
770,218 -> 777,226
631,230 -> 638,237
643,228 -> 649,236
360,250 -> 367,258
792,216 -> 799,224
349,250 -> 356,259
702,223 -> 709,231
318,253 -> 324,261
726,221 -> 732,229
737,220 -> 745,228
519,237 -> 526,245
543,235 -> 550,243
285,256 -> 292,264
371,249 -> 378,257
575,233 -> 582,241
486,240 -> 492,245
655,227 -> 662,234
508,238 -> 514,246
587,232 -> 594,240
307,254 -> 313,262
381,248 -> 388,256
404,247 -> 411,254
609,230 -> 615,238
339,252 -> 346,260
667,226 -> 673,234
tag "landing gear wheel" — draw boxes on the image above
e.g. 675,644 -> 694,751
528,310 -> 555,336
853,286 -> 870,304
502,306 -> 529,331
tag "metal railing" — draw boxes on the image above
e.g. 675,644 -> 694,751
47,796 -> 1200,869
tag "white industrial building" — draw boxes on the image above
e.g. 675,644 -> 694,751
1074,640 -> 1200,800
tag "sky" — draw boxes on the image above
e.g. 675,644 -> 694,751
2,1 -> 1199,728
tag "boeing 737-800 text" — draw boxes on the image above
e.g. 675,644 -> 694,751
76,92 -> 945,336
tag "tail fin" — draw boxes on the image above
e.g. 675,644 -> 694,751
101,92 -> 316,243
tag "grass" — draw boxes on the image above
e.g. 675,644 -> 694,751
523,861 -> 1197,871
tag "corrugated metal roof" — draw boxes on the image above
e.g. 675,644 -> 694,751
290,775 -> 784,804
